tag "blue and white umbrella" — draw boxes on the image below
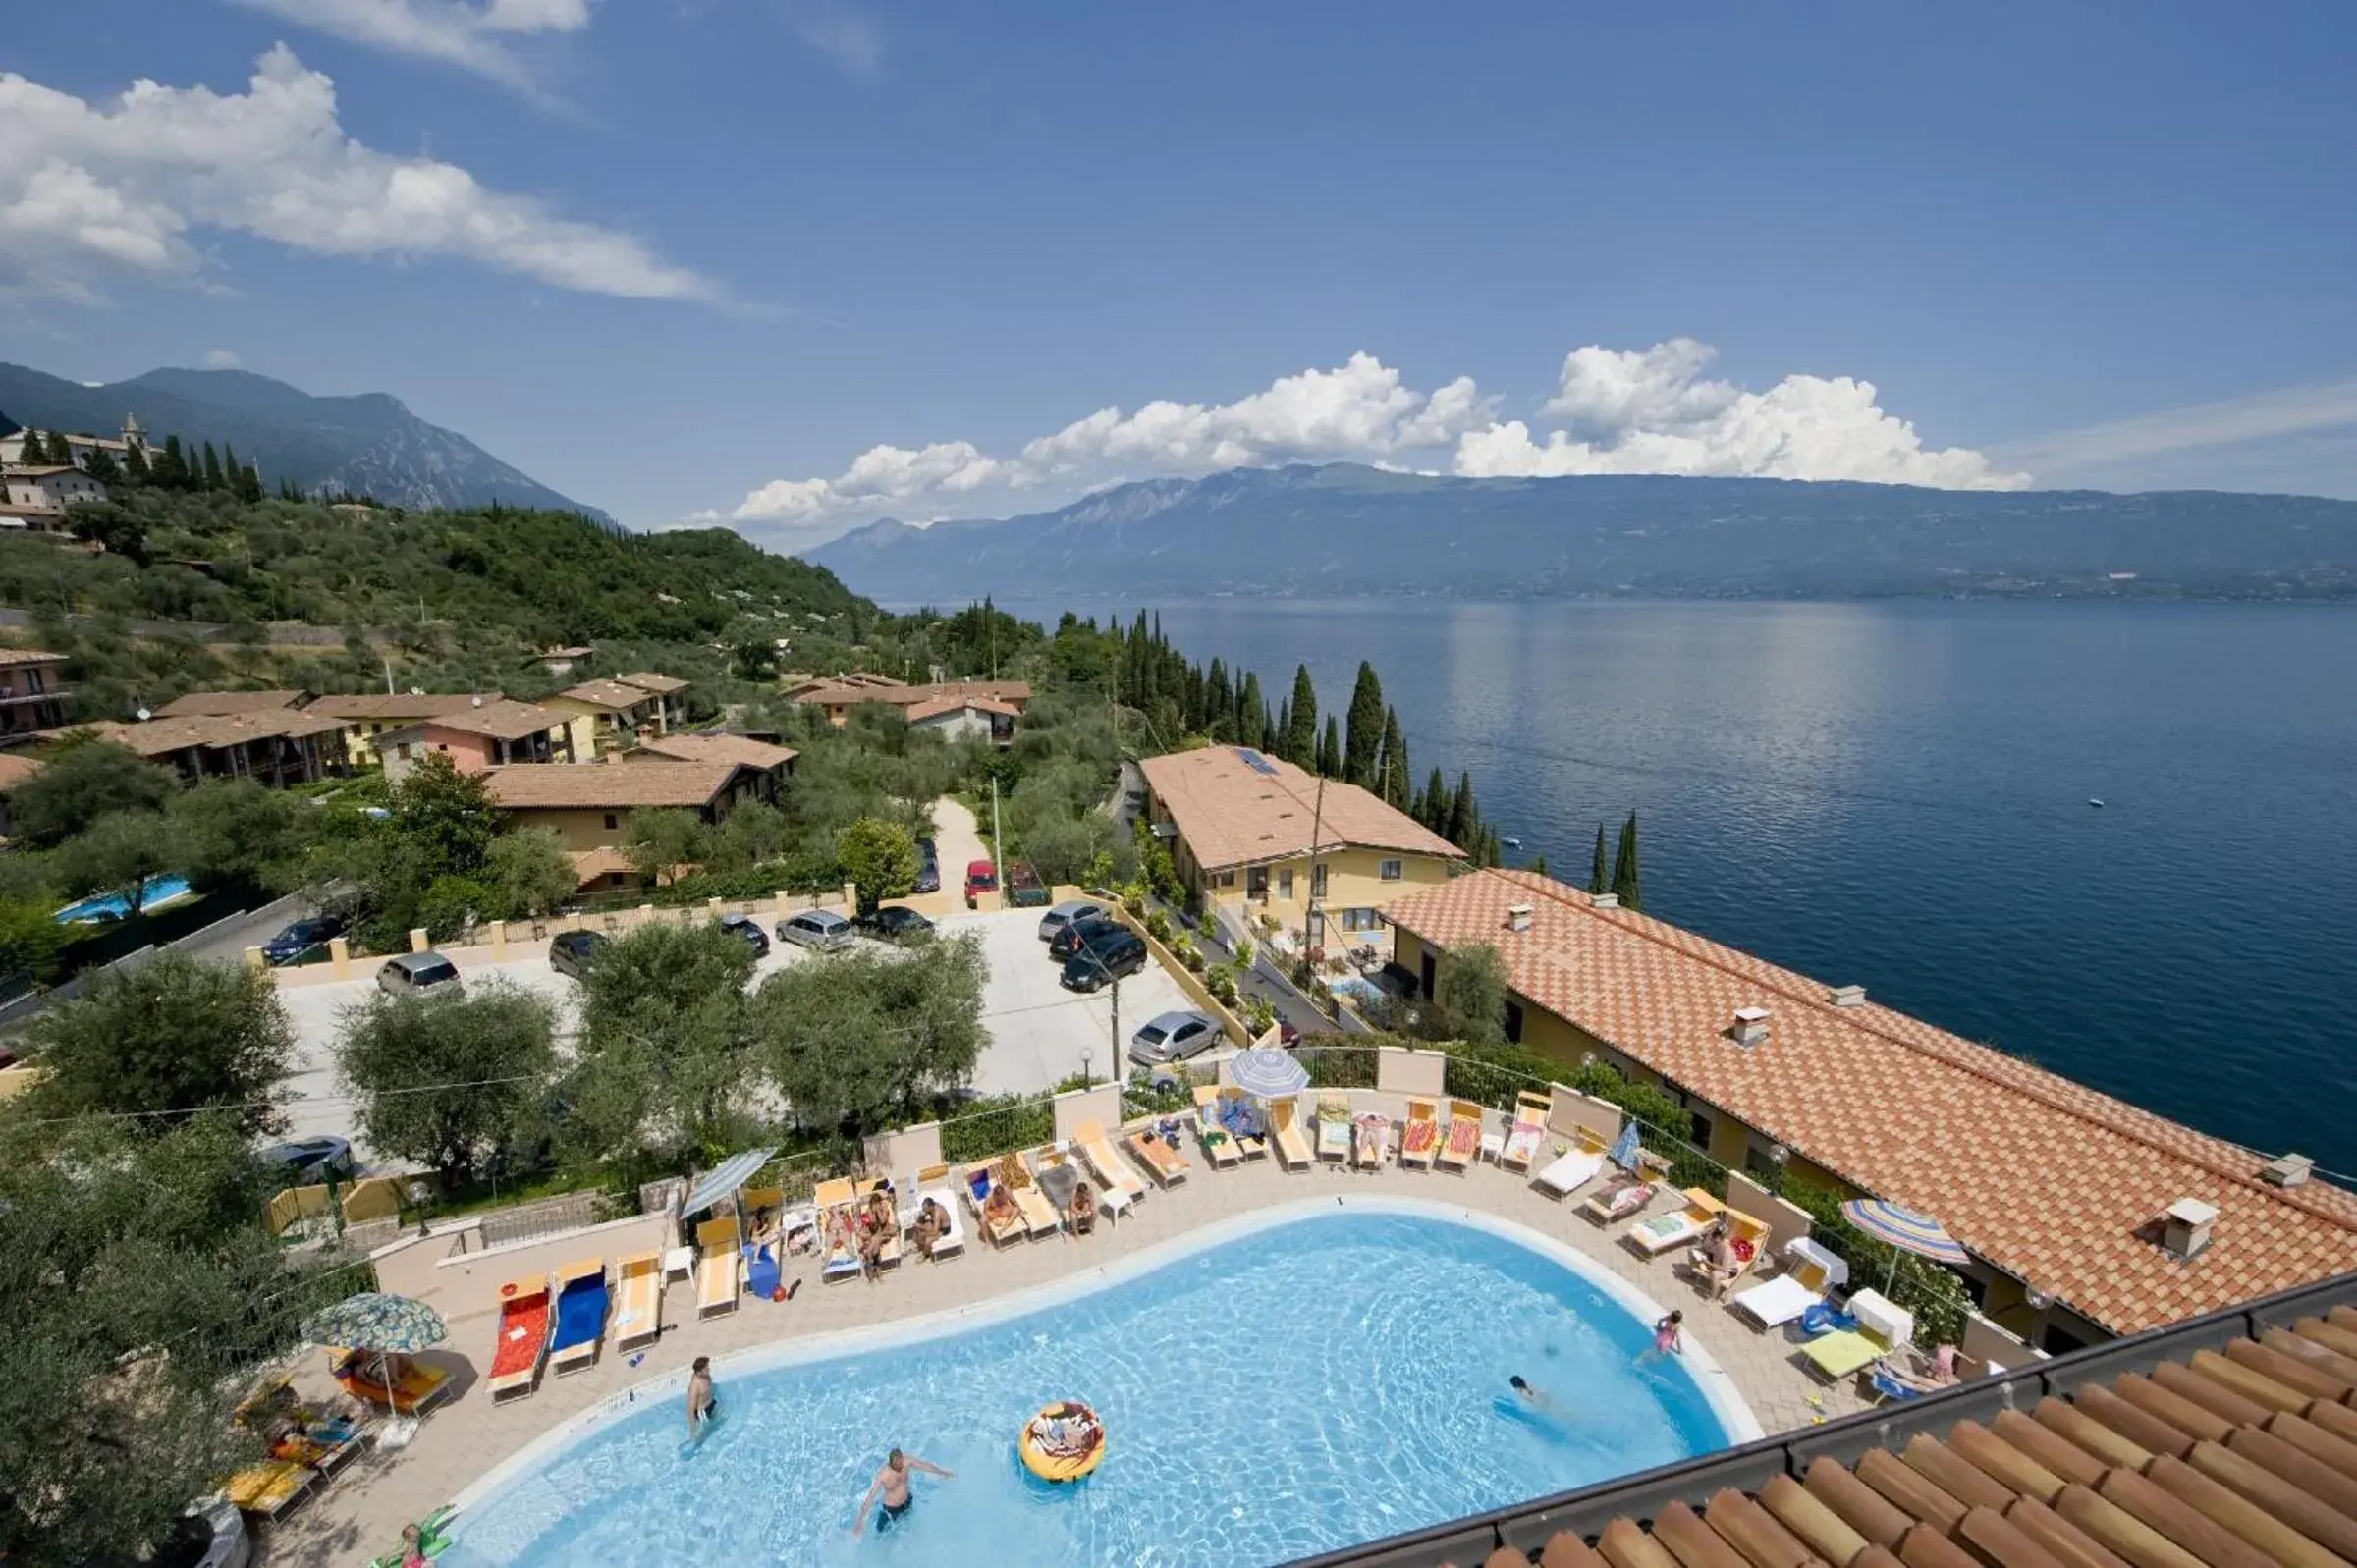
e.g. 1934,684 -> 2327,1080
1228,1045 -> 1310,1100
1607,1122 -> 1643,1171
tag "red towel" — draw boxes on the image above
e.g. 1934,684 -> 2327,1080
490,1295 -> 549,1379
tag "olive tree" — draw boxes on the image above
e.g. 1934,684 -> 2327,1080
568,923 -> 758,1167
836,815 -> 918,916
752,933 -> 986,1137
337,980 -> 557,1191
25,953 -> 294,1138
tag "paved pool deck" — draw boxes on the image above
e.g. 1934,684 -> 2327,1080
255,1151 -> 1873,1566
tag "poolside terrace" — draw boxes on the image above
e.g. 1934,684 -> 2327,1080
250,1086 -> 1890,1567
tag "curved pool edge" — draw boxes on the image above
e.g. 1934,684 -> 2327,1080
446,1193 -> 1762,1521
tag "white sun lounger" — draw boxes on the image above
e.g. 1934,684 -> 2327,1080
1533,1144 -> 1606,1199
1731,1271 -> 1825,1330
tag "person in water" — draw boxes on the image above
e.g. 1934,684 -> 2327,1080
686,1356 -> 717,1438
1507,1375 -> 1561,1412
852,1447 -> 954,1537
1639,1310 -> 1685,1363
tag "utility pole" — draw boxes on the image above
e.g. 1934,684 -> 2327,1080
990,775 -> 1005,896
1305,771 -> 1329,957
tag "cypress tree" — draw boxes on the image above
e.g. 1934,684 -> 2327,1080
239,463 -> 263,502
1419,766 -> 1449,831
157,435 -> 188,489
1284,664 -> 1318,766
201,441 -> 225,490
1317,716 -> 1342,777
124,442 -> 150,483
83,447 -> 121,483
1588,823 -> 1610,894
1377,708 -> 1409,809
1274,697 -> 1291,759
1343,661 -> 1385,786
1237,670 -> 1265,747
1259,713 -> 1280,755
1531,852 -> 1551,877
221,442 -> 241,486
1611,812 -> 1642,910
1446,772 -> 1477,849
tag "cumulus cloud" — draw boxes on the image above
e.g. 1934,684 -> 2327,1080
231,0 -> 590,92
203,349 -> 243,369
0,47 -> 717,303
721,339 -> 2024,543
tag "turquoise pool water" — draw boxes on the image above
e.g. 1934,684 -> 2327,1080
52,874 -> 191,924
444,1205 -> 1741,1567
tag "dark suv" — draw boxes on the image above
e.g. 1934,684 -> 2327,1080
1060,927 -> 1146,992
549,929 -> 606,980
1049,912 -> 1124,961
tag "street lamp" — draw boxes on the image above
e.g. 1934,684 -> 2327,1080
1080,1047 -> 1093,1089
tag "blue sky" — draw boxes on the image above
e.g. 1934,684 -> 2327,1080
5,2 -> 2355,542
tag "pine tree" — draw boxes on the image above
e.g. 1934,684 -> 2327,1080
83,447 -> 122,483
1611,812 -> 1642,910
1446,772 -> 1477,849
1317,716 -> 1342,777
1588,823 -> 1610,894
201,441 -> 225,490
18,429 -> 47,464
1343,661 -> 1385,786
1284,665 -> 1318,766
1531,852 -> 1550,877
1377,708 -> 1410,809
1419,767 -> 1449,831
124,442 -> 150,483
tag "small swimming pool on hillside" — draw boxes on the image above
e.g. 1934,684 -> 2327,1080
443,1199 -> 1756,1568
53,874 -> 192,924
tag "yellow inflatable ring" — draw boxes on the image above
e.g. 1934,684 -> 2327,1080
1018,1400 -> 1105,1483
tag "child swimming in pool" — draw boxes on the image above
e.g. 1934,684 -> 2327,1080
1507,1375 -> 1561,1413
1638,1311 -> 1684,1363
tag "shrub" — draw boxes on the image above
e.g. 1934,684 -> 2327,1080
1301,1043 -> 1377,1088
1233,938 -> 1256,970
939,1093 -> 1055,1165
1144,909 -> 1172,945
1206,965 -> 1239,1007
1169,931 -> 1196,967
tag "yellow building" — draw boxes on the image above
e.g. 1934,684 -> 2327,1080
1137,745 -> 1460,954
308,692 -> 593,770
543,677 -> 672,753
1383,867 -> 2357,1352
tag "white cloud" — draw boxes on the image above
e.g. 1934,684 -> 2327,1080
0,47 -> 717,304
203,348 -> 243,369
719,339 -> 2023,543
1996,376 -> 2357,475
231,0 -> 589,92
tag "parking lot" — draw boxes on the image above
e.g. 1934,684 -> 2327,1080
273,907 -> 1198,1160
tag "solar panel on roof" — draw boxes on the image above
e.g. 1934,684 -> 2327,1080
1234,747 -> 1280,775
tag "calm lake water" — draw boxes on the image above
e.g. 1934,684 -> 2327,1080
1002,598 -> 2357,1177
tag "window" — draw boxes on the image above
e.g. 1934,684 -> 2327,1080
1277,869 -> 1294,900
1504,1000 -> 1524,1043
1379,859 -> 1403,881
1214,870 -> 1235,889
603,813 -> 619,830
1688,1109 -> 1713,1147
1341,907 -> 1382,933
395,743 -> 411,761
1310,863 -> 1328,898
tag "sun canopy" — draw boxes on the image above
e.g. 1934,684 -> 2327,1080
682,1147 -> 778,1220
1840,1197 -> 1972,1265
1227,1045 -> 1309,1099
301,1292 -> 447,1354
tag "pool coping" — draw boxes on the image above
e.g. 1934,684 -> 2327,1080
445,1193 -> 1764,1524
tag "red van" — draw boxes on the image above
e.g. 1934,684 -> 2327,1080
963,859 -> 999,907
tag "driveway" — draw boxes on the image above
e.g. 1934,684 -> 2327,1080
928,794 -> 994,900
943,908 -> 1194,1096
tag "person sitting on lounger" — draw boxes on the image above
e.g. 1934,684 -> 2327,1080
984,1183 -> 1020,1234
1699,1223 -> 1741,1300
852,1447 -> 953,1537
856,1211 -> 888,1279
911,1199 -> 943,1260
1071,1181 -> 1096,1237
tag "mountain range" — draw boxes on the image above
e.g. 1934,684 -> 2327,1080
0,361 -> 607,521
806,464 -> 2357,603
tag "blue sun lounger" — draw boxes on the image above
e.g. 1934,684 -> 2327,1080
744,1241 -> 781,1300
547,1258 -> 610,1376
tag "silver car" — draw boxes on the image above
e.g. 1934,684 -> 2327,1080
775,908 -> 855,951
1128,1009 -> 1222,1069
1037,898 -> 1108,942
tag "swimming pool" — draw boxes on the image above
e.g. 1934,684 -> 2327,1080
443,1199 -> 1754,1567
52,874 -> 192,924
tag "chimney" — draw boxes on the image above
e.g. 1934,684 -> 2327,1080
1730,1006 -> 1772,1047
1590,892 -> 1619,909
1506,902 -> 1534,933
2261,1153 -> 2314,1188
1829,984 -> 1867,1008
2159,1198 -> 2218,1261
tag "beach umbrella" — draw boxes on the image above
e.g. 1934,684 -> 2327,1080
1841,1197 -> 1971,1288
1607,1122 -> 1642,1171
301,1292 -> 447,1420
1227,1045 -> 1310,1100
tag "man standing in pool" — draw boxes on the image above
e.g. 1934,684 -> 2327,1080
852,1447 -> 954,1537
686,1356 -> 717,1439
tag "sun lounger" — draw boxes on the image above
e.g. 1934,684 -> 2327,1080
1353,1113 -> 1391,1168
1124,1126 -> 1193,1187
1315,1099 -> 1351,1162
1804,1327 -> 1892,1382
1499,1091 -> 1551,1172
609,1251 -> 664,1351
899,1163 -> 967,1259
547,1258 -> 609,1376
1534,1138 -> 1607,1198
1577,1177 -> 1656,1225
228,1459 -> 317,1521
1192,1087 -> 1242,1168
1437,1099 -> 1484,1171
961,1165 -> 1029,1246
1266,1098 -> 1312,1169
1071,1122 -> 1149,1208
486,1274 -> 551,1403
1398,1099 -> 1439,1169
818,1204 -> 865,1281
1005,1158 -> 1063,1238
331,1349 -> 453,1415
1730,1266 -> 1827,1330
1625,1188 -> 1727,1257
695,1216 -> 741,1318
1216,1087 -> 1270,1160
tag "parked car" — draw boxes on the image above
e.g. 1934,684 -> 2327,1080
259,1135 -> 355,1185
776,908 -> 855,951
260,915 -> 344,967
1004,860 -> 1050,908
718,912 -> 771,956
962,859 -> 999,905
1037,898 -> 1107,943
548,928 -> 607,980
1049,911 -> 1124,961
1060,927 -> 1146,992
376,951 -> 462,997
1128,1009 -> 1222,1068
859,904 -> 935,943
914,837 -> 941,893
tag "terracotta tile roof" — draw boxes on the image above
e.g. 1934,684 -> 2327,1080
1138,746 -> 1462,871
0,752 -> 44,789
1384,869 -> 2357,1335
88,710 -> 348,757
905,694 -> 1020,723
155,689 -> 306,718
308,692 -> 496,722
632,732 -> 795,770
789,677 -> 1031,711
554,679 -> 656,712
615,671 -> 688,696
0,648 -> 68,670
380,700 -> 569,744
483,760 -> 743,811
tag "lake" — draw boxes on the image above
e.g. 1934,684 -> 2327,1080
1002,598 -> 2357,1178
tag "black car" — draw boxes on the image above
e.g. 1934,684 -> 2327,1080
859,904 -> 936,943
718,912 -> 771,956
1049,912 -> 1124,961
914,837 -> 940,893
548,928 -> 607,980
261,915 -> 344,966
1060,928 -> 1146,992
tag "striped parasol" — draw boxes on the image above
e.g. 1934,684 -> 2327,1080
1842,1197 -> 1971,1289
301,1292 -> 448,1354
1227,1045 -> 1310,1100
